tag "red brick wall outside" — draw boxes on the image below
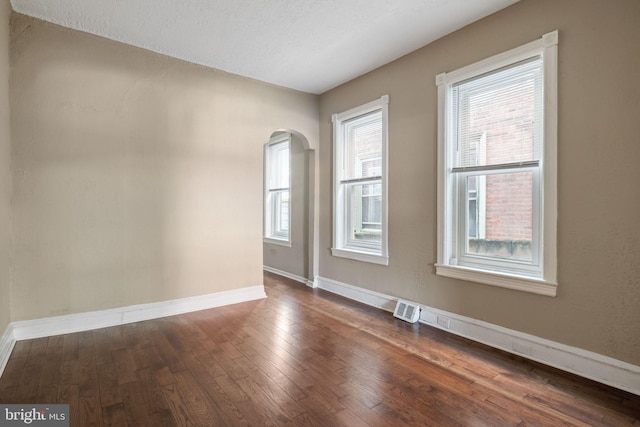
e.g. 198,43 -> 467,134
469,86 -> 535,242
485,173 -> 532,241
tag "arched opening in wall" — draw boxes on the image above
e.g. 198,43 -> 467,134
263,130 -> 316,286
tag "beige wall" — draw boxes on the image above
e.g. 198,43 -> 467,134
0,2 -> 11,332
9,14 -> 318,321
263,133 -> 310,279
318,0 -> 640,365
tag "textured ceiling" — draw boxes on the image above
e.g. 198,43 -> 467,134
10,0 -> 520,94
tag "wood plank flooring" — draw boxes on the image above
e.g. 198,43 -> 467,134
1,271 -> 639,426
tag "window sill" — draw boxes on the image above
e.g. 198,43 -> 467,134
435,264 -> 557,297
264,237 -> 292,248
332,248 -> 388,266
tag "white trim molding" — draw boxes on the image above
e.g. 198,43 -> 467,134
0,285 -> 266,377
307,277 -> 319,288
316,276 -> 640,396
435,264 -> 557,297
0,324 -> 16,378
263,265 -> 307,285
330,248 -> 389,266
12,285 -> 266,341
317,276 -> 397,313
263,266 -> 318,288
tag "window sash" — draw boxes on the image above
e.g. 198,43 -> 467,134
269,189 -> 289,238
343,179 -> 382,251
267,141 -> 289,191
342,112 -> 383,181
452,57 -> 543,170
264,135 -> 291,242
454,168 -> 541,275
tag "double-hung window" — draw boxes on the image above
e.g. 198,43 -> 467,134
436,31 -> 558,296
264,134 -> 291,246
332,95 -> 389,265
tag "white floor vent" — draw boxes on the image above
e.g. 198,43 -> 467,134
393,300 -> 421,323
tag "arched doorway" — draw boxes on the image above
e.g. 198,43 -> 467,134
263,130 -> 318,287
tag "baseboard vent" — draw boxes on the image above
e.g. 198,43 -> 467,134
393,300 -> 421,323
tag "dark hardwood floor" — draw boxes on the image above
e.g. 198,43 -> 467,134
0,271 -> 638,426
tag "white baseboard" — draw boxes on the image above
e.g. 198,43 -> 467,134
316,276 -> 397,313
263,265 -> 312,286
0,284 -> 266,377
0,324 -> 15,378
316,276 -> 640,396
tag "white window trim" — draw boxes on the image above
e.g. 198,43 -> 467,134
264,133 -> 292,247
435,31 -> 558,296
332,95 -> 389,266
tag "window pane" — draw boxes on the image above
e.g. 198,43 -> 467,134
465,172 -> 532,262
271,142 -> 289,189
362,182 -> 382,230
343,111 -> 382,180
454,58 -> 542,168
273,190 -> 289,235
347,182 -> 381,245
361,157 -> 382,177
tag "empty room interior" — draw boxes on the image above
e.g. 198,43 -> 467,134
0,0 -> 639,425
